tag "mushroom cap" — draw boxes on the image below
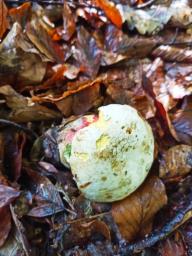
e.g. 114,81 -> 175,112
59,104 -> 154,202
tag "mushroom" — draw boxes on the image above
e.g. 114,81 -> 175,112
58,104 -> 154,202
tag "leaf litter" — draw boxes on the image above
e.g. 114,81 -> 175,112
0,0 -> 192,255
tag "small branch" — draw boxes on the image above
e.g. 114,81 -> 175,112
119,199 -> 192,255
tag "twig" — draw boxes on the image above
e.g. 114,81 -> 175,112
0,119 -> 37,139
119,199 -> 192,255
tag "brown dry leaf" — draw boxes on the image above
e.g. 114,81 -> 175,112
94,0 -> 122,28
0,85 -> 61,122
112,176 -> 167,241
0,207 -> 11,247
0,0 -> 9,39
159,145 -> 192,179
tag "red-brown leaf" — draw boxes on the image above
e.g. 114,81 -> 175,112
0,0 -> 9,39
112,176 -> 167,241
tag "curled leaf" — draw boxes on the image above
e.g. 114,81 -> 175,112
112,176 -> 167,241
159,145 -> 192,179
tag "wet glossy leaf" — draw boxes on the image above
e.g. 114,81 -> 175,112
0,0 -> 9,39
0,207 -> 11,247
112,176 -> 167,241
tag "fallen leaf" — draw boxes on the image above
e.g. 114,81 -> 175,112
10,205 -> 32,256
0,227 -> 26,256
158,233 -> 187,256
62,1 -> 75,41
159,145 -> 192,179
25,167 -> 64,217
173,95 -> 192,145
0,0 -> 9,39
32,76 -> 103,103
112,176 -> 167,241
0,185 -> 20,208
118,4 -> 171,35
62,219 -> 111,249
26,18 -> 65,63
9,2 -> 31,28
94,0 -> 122,28
73,26 -> 102,78
0,23 -> 46,86
153,45 -> 192,63
0,207 -> 11,247
3,131 -> 26,181
103,24 -> 157,63
0,85 -> 61,122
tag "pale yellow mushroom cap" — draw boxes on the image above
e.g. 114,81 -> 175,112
58,104 -> 154,202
